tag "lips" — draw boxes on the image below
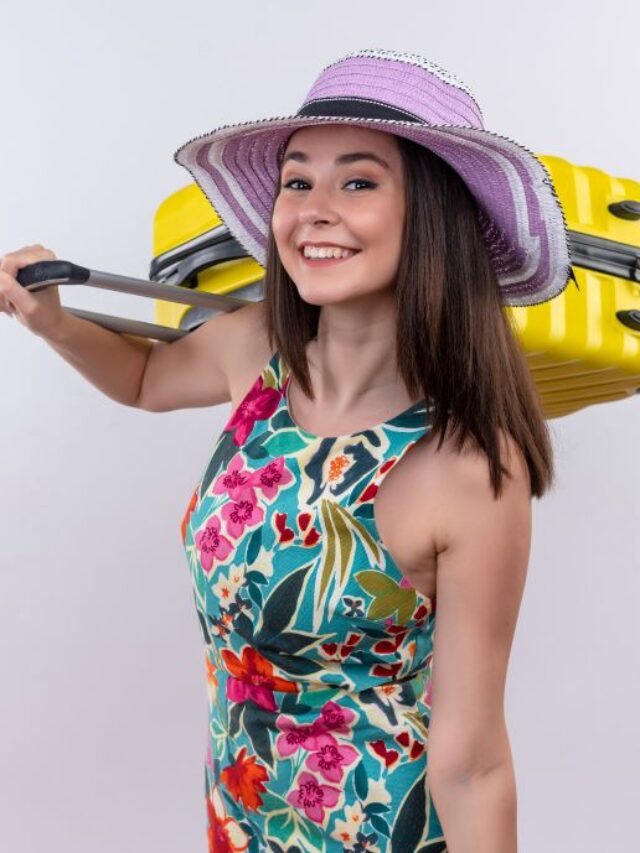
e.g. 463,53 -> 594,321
298,246 -> 361,263
297,242 -> 361,254
299,248 -> 360,266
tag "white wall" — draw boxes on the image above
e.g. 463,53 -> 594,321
1,1 -> 638,851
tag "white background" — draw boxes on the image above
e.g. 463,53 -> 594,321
1,1 -> 638,851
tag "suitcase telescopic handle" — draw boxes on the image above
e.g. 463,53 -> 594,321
15,260 -> 250,342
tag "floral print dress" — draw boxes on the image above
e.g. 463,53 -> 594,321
180,350 -> 448,852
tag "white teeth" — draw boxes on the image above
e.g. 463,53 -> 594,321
302,245 -> 356,259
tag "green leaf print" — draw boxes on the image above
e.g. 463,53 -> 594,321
337,504 -> 382,563
199,429 -> 237,498
266,631 -> 319,654
266,810 -> 294,845
244,702 -> 275,768
258,648 -> 322,677
245,528 -> 263,566
371,813 -> 391,837
247,582 -> 263,607
245,569 -> 269,585
391,775 -> 426,853
299,814 -> 324,850
351,502 -> 375,521
256,564 -> 311,641
270,408 -> 293,431
260,791 -> 290,814
244,827 -> 262,853
314,499 -> 380,630
354,759 -> 369,800
364,802 -> 390,815
263,429 -> 309,456
192,557 -> 209,604
242,429 -> 272,460
316,501 -> 337,610
356,570 -> 417,623
297,687 -> 342,708
327,503 -> 354,614
405,709 -> 430,741
280,693 -> 312,715
196,608 -> 211,645
233,611 -> 255,643
228,702 -> 244,738
262,366 -> 278,390
209,718 -> 227,760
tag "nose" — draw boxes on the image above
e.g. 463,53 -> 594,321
298,184 -> 340,225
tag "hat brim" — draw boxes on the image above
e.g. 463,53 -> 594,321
173,113 -> 571,307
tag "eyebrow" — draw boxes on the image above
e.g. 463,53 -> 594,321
281,150 -> 391,170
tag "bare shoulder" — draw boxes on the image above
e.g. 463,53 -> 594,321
138,296 -> 274,413
225,298 -> 274,403
415,422 -> 531,553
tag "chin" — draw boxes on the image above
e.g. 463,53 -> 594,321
300,283 -> 387,309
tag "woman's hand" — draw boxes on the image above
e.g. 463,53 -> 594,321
0,244 -> 67,338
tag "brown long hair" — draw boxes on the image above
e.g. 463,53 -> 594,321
260,133 -> 555,501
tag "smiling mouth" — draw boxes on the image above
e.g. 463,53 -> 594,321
298,248 -> 361,265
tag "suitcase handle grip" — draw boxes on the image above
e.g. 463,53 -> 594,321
17,260 -> 90,287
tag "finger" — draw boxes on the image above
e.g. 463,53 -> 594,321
0,253 -> 26,277
0,245 -> 55,276
0,268 -> 18,288
0,270 -> 23,310
29,244 -> 56,259
0,295 -> 15,315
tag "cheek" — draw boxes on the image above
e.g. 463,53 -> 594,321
361,210 -> 404,281
365,218 -> 403,260
271,203 -> 296,249
380,201 -> 405,259
359,193 -> 404,242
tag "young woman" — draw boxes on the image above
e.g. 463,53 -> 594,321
1,49 -> 572,853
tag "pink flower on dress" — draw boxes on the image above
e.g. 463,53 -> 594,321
318,701 -> 356,735
305,741 -> 358,782
249,457 -> 294,499
212,453 -> 256,501
224,376 -> 281,447
286,772 -> 340,824
195,514 -> 234,574
221,646 -> 297,712
275,717 -> 336,757
220,491 -> 265,538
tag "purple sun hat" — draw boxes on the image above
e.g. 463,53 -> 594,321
173,48 -> 573,307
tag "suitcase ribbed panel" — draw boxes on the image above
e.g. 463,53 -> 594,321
512,155 -> 640,417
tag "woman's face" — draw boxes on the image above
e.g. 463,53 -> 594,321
271,124 -> 406,307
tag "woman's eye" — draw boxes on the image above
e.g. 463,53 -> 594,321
281,178 -> 376,191
345,179 -> 376,190
282,179 -> 308,190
